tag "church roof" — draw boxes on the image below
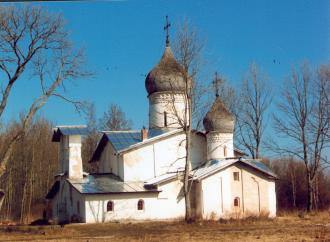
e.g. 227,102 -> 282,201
145,46 -> 188,96
68,173 -> 160,195
90,128 -> 246,163
203,96 -> 235,133
192,158 -> 277,181
52,125 -> 88,142
45,181 -> 60,199
144,173 -> 178,186
90,129 -> 182,162
106,129 -> 165,151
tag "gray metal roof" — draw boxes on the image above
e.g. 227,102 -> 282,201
52,125 -> 88,142
241,159 -> 277,177
68,174 -> 159,194
144,173 -> 178,186
192,158 -> 277,180
90,129 -> 179,162
192,159 -> 236,180
105,129 -> 166,152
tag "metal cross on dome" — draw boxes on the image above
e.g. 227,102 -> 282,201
164,15 -> 171,47
212,72 -> 223,97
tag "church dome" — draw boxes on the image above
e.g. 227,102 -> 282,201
145,47 -> 186,96
203,96 -> 235,133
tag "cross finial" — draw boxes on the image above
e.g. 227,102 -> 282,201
164,15 -> 171,47
212,72 -> 223,97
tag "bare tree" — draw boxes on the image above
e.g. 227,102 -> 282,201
273,63 -> 330,212
171,19 -> 205,221
0,6 -> 89,210
287,158 -> 298,208
236,63 -> 272,159
0,116 -> 58,222
99,103 -> 132,131
82,103 -> 99,173
173,18 -> 207,130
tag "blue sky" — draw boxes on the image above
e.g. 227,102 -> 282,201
3,0 -> 330,134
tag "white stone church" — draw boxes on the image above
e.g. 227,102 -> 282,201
46,34 -> 277,224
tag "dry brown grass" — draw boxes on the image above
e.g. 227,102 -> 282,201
0,211 -> 329,242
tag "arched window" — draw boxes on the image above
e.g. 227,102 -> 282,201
164,112 -> 168,127
107,201 -> 114,212
224,146 -> 227,157
137,199 -> 144,210
234,197 -> 240,207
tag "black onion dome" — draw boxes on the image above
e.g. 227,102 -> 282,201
145,47 -> 186,96
203,96 -> 235,133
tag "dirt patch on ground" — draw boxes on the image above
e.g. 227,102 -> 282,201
0,212 -> 329,241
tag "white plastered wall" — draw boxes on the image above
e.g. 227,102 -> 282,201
122,144 -> 156,181
98,142 -> 122,178
268,180 -> 276,217
231,164 -> 276,217
51,179 -> 85,223
84,178 -> 185,223
121,132 -> 205,181
199,163 -> 276,220
149,92 -> 188,130
68,135 -> 83,179
206,132 -> 234,160
59,135 -> 83,179
153,133 -> 186,176
199,169 -> 231,220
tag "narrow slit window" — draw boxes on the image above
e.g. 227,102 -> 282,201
224,146 -> 227,157
137,199 -> 144,210
107,201 -> 114,212
70,186 -> 73,206
164,112 -> 168,127
233,172 -> 240,181
77,201 -> 80,214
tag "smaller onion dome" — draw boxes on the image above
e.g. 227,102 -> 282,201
145,47 -> 187,96
203,96 -> 235,133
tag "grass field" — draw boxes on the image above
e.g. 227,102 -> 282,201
0,211 -> 329,242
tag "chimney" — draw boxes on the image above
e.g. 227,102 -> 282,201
67,135 -> 83,179
141,127 -> 148,141
52,125 -> 87,179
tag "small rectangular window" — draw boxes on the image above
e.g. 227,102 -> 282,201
233,172 -> 240,181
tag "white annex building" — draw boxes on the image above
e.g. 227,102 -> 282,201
46,31 -> 277,224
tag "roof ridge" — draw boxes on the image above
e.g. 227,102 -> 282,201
102,130 -> 140,133
56,125 -> 87,128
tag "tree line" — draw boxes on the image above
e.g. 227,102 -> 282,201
0,114 -> 328,222
272,158 -> 330,211
0,105 -> 133,222
172,19 -> 329,215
